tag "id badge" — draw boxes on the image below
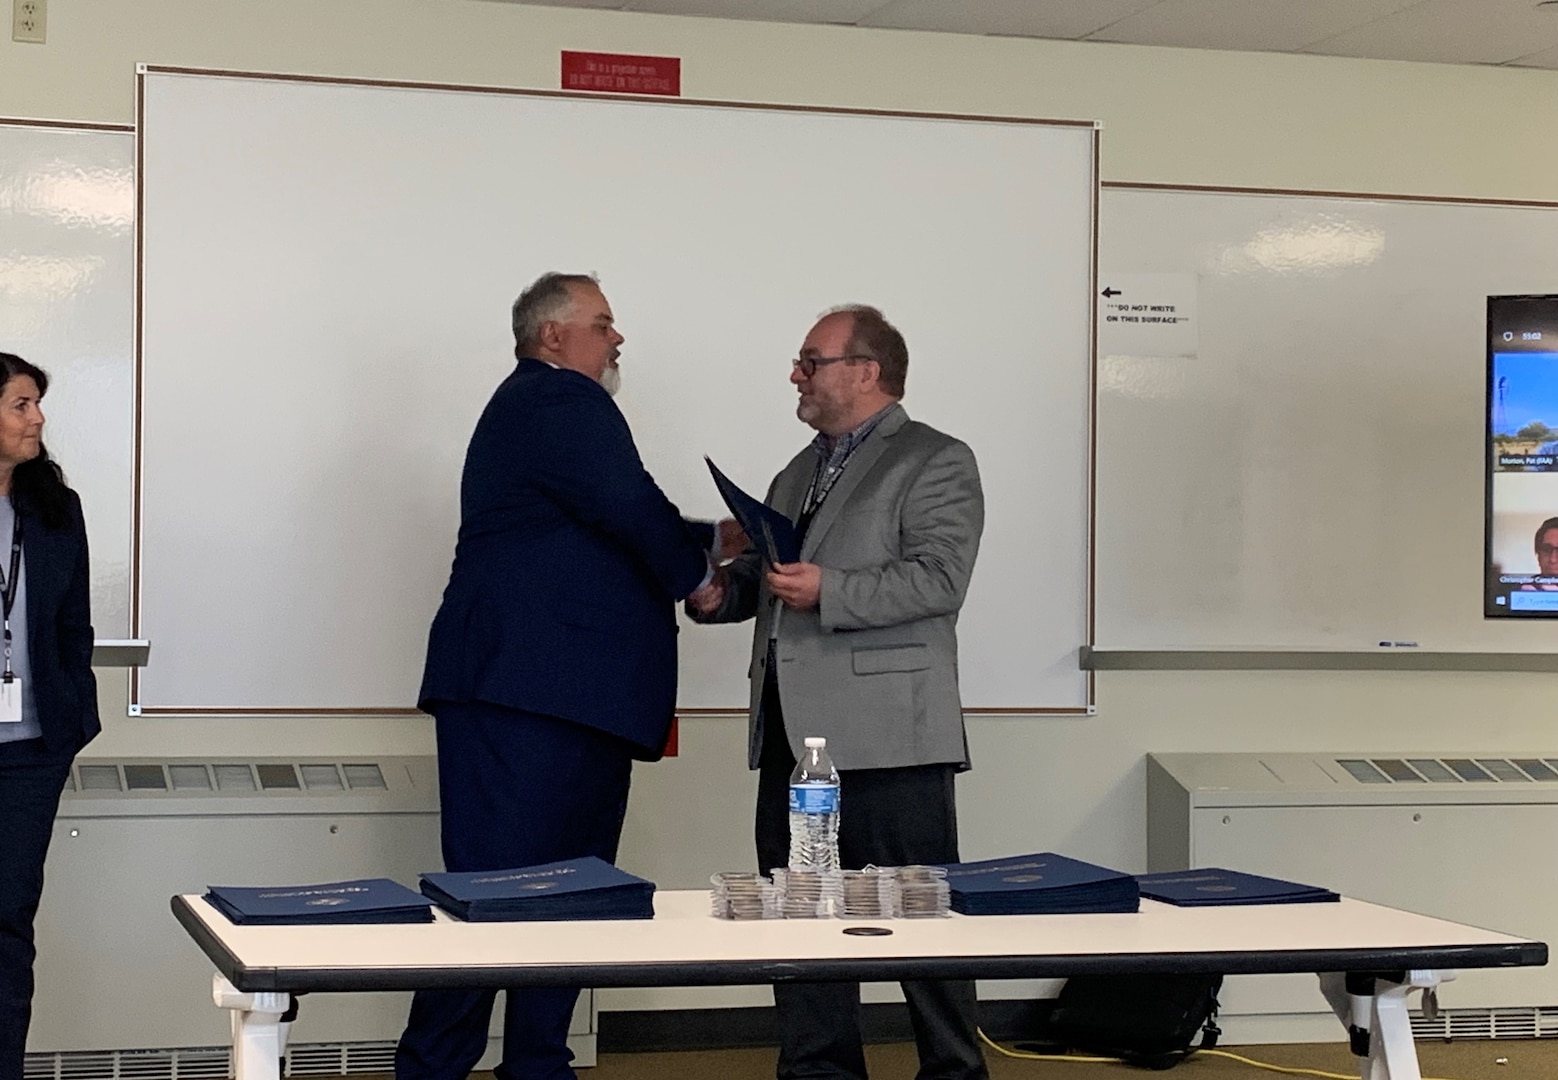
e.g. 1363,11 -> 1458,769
0,674 -> 21,723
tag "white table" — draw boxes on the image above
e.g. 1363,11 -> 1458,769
171,890 -> 1545,1080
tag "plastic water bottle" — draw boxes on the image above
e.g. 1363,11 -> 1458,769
788,736 -> 841,871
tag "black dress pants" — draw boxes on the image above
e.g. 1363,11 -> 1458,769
755,675 -> 987,1080
0,737 -> 75,1080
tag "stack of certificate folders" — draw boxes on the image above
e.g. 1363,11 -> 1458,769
941,853 -> 1140,916
1135,868 -> 1340,907
420,856 -> 656,922
205,879 -> 435,925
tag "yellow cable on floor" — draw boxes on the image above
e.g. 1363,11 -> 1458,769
1200,1048 -> 1369,1079
975,1028 -> 1115,1062
1202,1049 -> 1458,1080
977,1028 -> 1460,1080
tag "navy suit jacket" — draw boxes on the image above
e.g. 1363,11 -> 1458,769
23,487 -> 99,755
419,358 -> 711,758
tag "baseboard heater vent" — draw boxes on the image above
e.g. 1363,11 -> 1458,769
283,1042 -> 398,1076
67,761 -> 390,796
24,1043 -> 399,1080
23,1048 -> 228,1080
1337,757 -> 1558,784
1410,1006 -> 1558,1040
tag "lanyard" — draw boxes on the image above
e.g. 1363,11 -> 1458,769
803,452 -> 848,516
0,510 -> 22,679
802,415 -> 886,517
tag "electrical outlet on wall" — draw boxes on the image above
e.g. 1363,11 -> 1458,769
12,0 -> 45,44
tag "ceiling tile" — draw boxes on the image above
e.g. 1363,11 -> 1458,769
621,0 -> 887,23
475,0 -> 631,10
1507,42 -> 1558,68
1305,0 -> 1558,65
858,0 -> 1160,39
1085,0 -> 1424,53
469,0 -> 1558,69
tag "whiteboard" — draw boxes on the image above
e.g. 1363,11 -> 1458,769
134,70 -> 1095,714
0,121 -> 134,639
1097,185 -> 1558,652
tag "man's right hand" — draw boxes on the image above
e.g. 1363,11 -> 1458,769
687,563 -> 728,615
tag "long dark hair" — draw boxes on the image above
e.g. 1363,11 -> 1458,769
0,353 -> 71,530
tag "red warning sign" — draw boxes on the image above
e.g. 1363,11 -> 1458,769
561,51 -> 681,97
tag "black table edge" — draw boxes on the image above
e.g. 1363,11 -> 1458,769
170,896 -> 1547,996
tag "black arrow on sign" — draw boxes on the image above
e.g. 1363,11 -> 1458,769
1101,287 -> 1121,298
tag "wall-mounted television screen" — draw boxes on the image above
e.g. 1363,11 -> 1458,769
1487,294 -> 1558,616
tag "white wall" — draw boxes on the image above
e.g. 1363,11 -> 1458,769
7,0 -> 1558,995
9,0 -> 1558,201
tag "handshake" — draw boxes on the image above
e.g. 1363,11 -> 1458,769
685,518 -> 824,616
687,518 -> 746,616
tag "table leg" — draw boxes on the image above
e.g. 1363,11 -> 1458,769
1318,970 -> 1451,1080
212,973 -> 293,1080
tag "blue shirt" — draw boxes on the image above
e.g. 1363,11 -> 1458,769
0,495 -> 39,743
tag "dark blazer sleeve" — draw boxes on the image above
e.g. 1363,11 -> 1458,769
58,490 -> 97,709
684,519 -> 716,552
515,376 -> 710,600
26,487 -> 99,754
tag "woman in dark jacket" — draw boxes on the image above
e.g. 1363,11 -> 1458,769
0,352 -> 97,1080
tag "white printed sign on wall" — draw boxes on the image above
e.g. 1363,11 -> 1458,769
1097,273 -> 1198,357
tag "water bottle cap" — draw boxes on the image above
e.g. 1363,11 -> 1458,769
804,736 -> 826,748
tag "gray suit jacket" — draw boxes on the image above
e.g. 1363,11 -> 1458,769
700,404 -> 984,772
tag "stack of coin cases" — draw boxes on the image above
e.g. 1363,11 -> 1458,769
837,866 -> 901,919
772,867 -> 841,918
895,865 -> 951,917
709,872 -> 780,920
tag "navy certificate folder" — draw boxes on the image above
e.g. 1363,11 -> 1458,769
1136,868 -> 1340,907
205,878 -> 434,925
940,852 -> 1140,915
705,457 -> 800,565
420,855 -> 656,922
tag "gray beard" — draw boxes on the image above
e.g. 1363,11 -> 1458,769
599,365 -> 622,398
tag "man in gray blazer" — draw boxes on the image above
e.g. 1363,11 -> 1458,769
691,304 -> 987,1080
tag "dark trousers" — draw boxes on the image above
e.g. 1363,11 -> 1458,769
396,701 -> 634,1080
0,738 -> 75,1080
755,677 -> 987,1080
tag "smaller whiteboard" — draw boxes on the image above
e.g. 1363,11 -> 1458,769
1097,185 -> 1558,652
135,70 -> 1095,714
0,121 -> 134,639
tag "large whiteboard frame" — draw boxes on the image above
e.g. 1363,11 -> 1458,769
133,67 -> 1096,716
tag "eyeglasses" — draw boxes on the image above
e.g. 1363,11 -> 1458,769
1539,544 -> 1558,558
791,353 -> 873,377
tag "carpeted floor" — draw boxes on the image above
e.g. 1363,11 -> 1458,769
575,1036 -> 1558,1079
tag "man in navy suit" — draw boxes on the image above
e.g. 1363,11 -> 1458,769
397,273 -> 726,1080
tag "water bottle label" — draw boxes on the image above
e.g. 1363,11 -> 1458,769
789,784 -> 839,814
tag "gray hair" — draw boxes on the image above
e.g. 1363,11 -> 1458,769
512,272 -> 600,354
